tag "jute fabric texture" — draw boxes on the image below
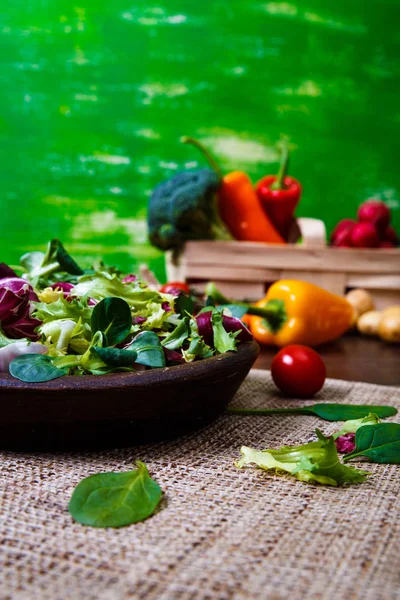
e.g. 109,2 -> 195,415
1,370 -> 399,600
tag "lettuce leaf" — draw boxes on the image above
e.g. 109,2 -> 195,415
236,430 -> 368,487
211,309 -> 239,353
33,296 -> 92,325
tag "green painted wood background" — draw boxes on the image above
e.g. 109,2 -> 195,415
1,0 -> 399,279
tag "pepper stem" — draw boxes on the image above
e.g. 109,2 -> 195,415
247,299 -> 287,333
181,136 -> 224,180
270,140 -> 289,191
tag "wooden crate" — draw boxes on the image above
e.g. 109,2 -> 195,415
165,219 -> 400,309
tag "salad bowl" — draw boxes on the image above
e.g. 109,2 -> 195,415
0,341 -> 259,450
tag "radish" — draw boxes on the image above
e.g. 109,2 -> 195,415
382,225 -> 398,245
357,200 -> 390,234
330,219 -> 356,245
350,222 -> 380,248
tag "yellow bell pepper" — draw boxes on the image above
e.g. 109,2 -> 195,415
249,280 -> 353,347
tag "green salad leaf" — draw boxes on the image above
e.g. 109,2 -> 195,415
182,318 -> 213,362
127,331 -> 165,368
236,430 -> 368,487
21,239 -> 83,286
56,240 -> 84,275
228,403 -> 398,421
33,295 -> 92,325
333,413 -> 381,439
68,461 -> 162,528
161,317 -> 190,350
91,347 -> 138,368
9,353 -> 68,382
343,423 -> 400,464
211,310 -> 238,353
174,293 -> 194,317
91,297 -> 132,347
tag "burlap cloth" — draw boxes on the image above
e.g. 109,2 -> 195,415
1,370 -> 399,600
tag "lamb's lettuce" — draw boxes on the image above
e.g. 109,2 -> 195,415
126,331 -> 165,368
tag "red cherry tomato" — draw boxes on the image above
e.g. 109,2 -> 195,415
159,281 -> 190,295
271,345 -> 326,398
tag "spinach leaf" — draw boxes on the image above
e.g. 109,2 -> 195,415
91,297 -> 132,346
228,403 -> 398,421
128,331 -> 165,368
68,461 -> 162,528
343,423 -> 400,464
161,317 -> 190,350
9,354 -> 68,382
91,346 -> 137,368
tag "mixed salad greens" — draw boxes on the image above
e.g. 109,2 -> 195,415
0,240 -> 252,382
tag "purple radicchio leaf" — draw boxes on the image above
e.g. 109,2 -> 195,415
122,274 -> 137,283
0,277 -> 38,323
161,301 -> 171,312
196,311 -> 253,347
2,315 -> 42,341
49,283 -> 96,306
0,263 -> 18,278
334,433 -> 356,454
132,316 -> 147,325
50,282 -> 75,296
163,347 -> 185,365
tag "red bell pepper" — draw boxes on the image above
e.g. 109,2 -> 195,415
256,143 -> 302,240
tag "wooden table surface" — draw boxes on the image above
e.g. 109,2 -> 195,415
253,333 -> 399,387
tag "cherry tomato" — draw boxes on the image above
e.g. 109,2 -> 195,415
271,345 -> 326,398
159,281 -> 190,296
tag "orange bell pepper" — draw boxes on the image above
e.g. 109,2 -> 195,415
249,280 -> 353,347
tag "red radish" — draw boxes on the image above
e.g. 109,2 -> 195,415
332,226 -> 355,247
330,219 -> 356,246
379,241 -> 396,248
350,222 -> 380,248
382,225 -> 398,245
357,200 -> 390,234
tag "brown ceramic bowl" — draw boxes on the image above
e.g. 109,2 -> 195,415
0,341 -> 259,450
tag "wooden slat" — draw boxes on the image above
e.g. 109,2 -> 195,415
182,241 -> 400,275
181,264 -> 279,283
346,274 -> 400,290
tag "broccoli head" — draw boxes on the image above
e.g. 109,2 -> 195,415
148,169 -> 232,252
